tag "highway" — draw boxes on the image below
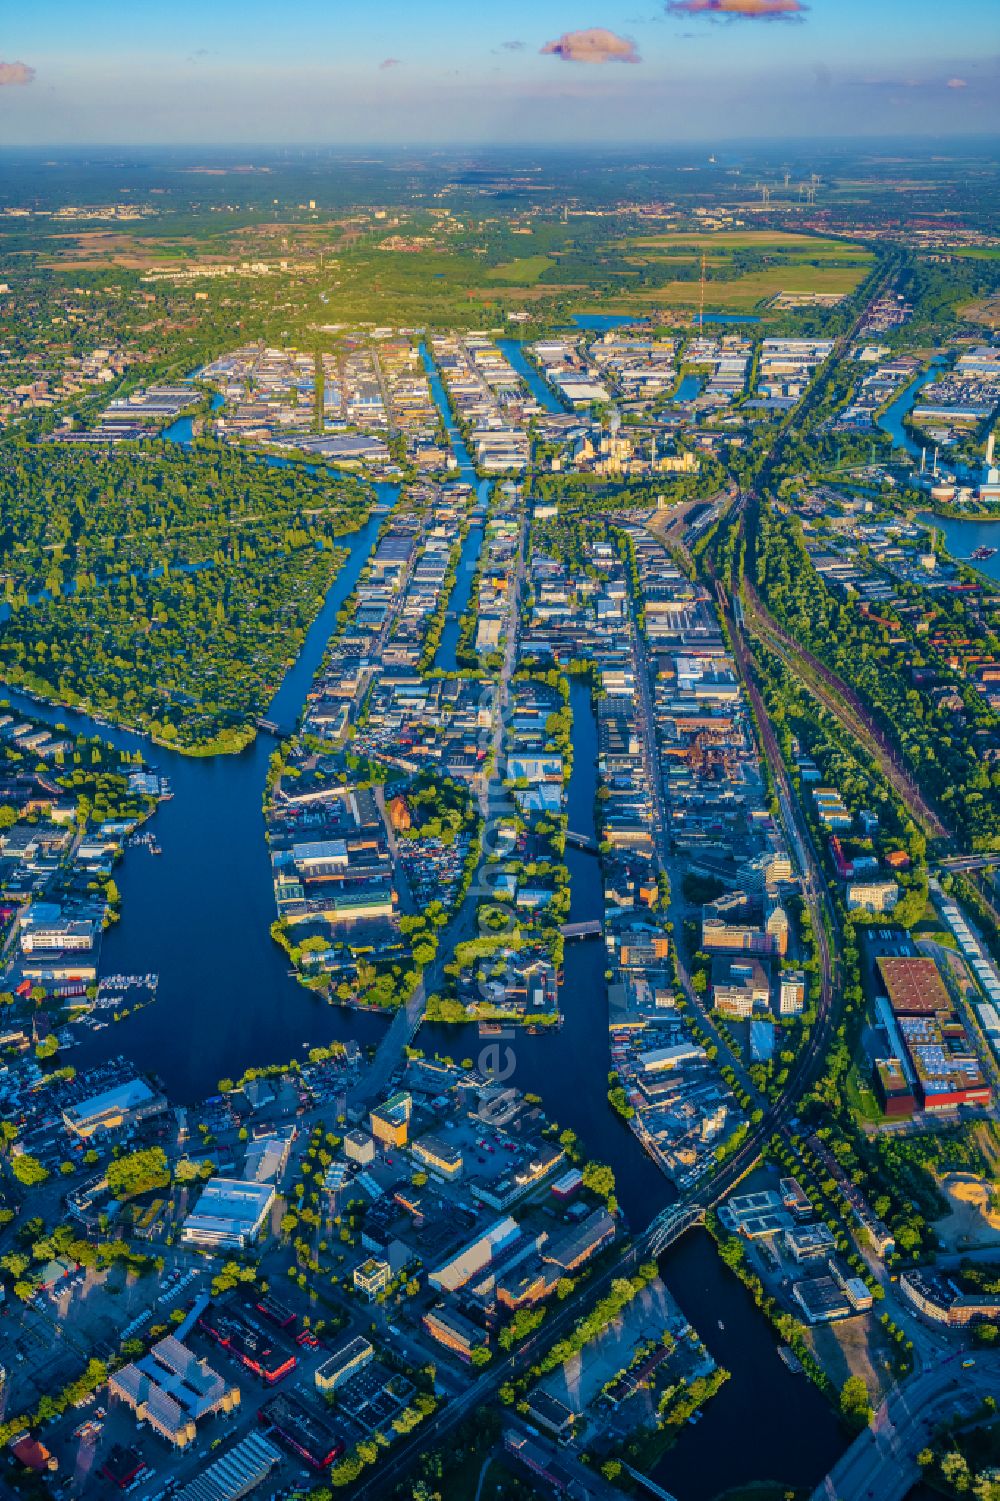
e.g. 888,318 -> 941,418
811,1350 -> 1000,1501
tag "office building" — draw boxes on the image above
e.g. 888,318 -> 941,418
412,1132 -> 464,1180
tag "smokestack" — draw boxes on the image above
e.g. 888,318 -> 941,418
920,447 -> 926,475
933,447 -> 939,478
988,431 -> 996,468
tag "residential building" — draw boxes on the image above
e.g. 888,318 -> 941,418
315,1337 -> 374,1393
354,1257 -> 391,1301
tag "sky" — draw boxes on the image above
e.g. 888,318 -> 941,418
0,0 -> 997,145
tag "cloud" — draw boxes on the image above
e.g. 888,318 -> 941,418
379,57 -> 401,70
854,73 -> 974,92
0,60 -> 35,86
541,27 -> 640,63
666,0 -> 806,18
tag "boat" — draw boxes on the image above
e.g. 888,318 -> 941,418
970,546 -> 997,561
717,1319 -> 725,1331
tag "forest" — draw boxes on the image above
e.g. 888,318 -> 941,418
0,442 -> 373,752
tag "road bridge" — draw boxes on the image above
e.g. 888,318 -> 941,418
565,828 -> 600,852
811,1352 -> 1000,1501
560,920 -> 603,940
937,852 -> 1000,872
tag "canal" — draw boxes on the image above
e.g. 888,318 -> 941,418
1,507 -> 394,1102
417,674 -> 848,1496
419,341 -> 491,672
8,353 -> 854,1496
498,338 -> 568,414
876,355 -> 948,461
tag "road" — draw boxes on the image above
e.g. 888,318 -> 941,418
811,1350 -> 1000,1501
938,853 -> 1000,873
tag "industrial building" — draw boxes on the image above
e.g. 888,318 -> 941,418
62,1075 -> 168,1138
259,1391 -> 345,1470
173,1431 -> 282,1501
541,1208 -> 615,1274
199,1304 -> 298,1385
422,1303 -> 489,1362
107,1336 -> 240,1449
243,1130 -> 293,1185
428,1215 -> 521,1293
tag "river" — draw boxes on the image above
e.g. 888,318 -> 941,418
652,1230 -> 847,1500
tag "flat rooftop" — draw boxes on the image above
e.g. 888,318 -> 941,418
182,1179 -> 274,1238
877,956 -> 951,1015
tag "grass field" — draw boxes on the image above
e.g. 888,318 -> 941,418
486,255 -> 554,283
627,230 -> 872,258
609,261 -> 868,312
